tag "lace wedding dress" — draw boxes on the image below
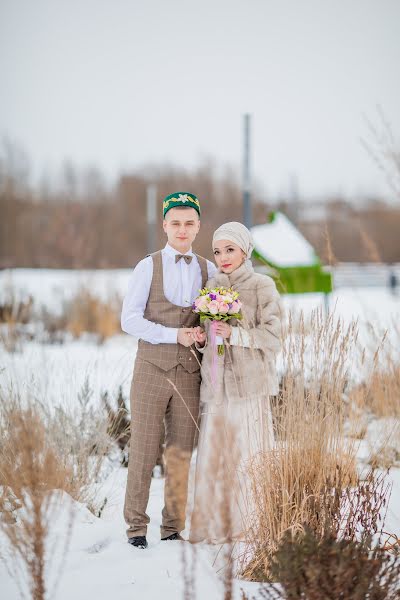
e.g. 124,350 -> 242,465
189,394 -> 274,543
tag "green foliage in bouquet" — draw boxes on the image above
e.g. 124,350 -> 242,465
192,286 -> 243,323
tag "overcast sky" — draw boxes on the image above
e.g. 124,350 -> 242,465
1,0 -> 399,200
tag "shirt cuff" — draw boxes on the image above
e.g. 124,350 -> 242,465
194,340 -> 207,353
161,327 -> 179,344
230,326 -> 251,348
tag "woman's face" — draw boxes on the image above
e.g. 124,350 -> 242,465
213,239 -> 246,274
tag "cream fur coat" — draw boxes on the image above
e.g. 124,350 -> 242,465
199,262 -> 282,405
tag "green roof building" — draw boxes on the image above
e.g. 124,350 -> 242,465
251,211 -> 333,295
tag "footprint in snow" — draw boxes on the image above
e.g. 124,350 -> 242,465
85,537 -> 112,554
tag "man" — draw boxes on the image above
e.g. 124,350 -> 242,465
121,192 -> 216,549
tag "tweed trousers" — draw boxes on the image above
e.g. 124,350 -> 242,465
124,357 -> 201,538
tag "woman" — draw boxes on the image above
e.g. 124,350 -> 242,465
189,222 -> 282,543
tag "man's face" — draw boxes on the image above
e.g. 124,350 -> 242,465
162,207 -> 201,251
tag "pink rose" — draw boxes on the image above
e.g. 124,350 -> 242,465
193,296 -> 209,313
208,300 -> 219,315
228,301 -> 240,314
196,296 -> 207,307
218,302 -> 229,314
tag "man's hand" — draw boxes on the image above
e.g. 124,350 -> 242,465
178,328 -> 195,347
192,326 -> 206,346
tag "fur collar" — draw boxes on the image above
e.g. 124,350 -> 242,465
213,261 -> 255,289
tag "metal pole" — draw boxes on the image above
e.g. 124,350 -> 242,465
243,113 -> 252,229
146,184 -> 157,255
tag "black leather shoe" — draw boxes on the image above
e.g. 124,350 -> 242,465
128,535 -> 148,549
161,532 -> 183,541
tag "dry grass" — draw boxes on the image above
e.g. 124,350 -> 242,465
102,386 -> 130,465
0,281 -> 123,348
0,388 -> 111,506
238,309 -> 360,580
239,308 -> 400,581
346,323 -> 400,469
65,287 -> 122,342
0,278 -> 34,352
349,338 -> 400,420
0,382 -> 113,599
179,304 -> 400,595
0,401 -> 74,600
2,283 -> 398,596
183,307 -> 400,589
186,419 -> 239,599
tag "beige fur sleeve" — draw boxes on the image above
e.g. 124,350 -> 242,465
246,279 -> 283,353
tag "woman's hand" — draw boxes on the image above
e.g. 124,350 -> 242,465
214,322 -> 231,339
192,326 -> 207,346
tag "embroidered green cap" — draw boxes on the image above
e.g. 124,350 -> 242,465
162,192 -> 201,218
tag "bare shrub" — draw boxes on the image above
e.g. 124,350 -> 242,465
260,526 -> 400,600
242,470 -> 398,598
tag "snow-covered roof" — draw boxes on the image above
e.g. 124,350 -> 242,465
251,211 -> 319,267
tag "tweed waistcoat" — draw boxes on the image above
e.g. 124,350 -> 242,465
137,250 -> 208,373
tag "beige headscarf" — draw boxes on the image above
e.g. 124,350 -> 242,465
212,221 -> 254,269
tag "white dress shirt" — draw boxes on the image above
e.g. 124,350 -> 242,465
121,243 -> 217,344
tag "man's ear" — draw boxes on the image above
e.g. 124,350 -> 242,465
196,219 -> 201,232
162,220 -> 167,233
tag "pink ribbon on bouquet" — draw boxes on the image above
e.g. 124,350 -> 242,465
210,320 -> 218,387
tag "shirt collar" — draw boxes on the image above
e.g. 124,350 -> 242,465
164,243 -> 194,258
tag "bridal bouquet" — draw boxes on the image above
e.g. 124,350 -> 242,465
192,286 -> 242,356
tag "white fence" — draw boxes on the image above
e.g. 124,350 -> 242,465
330,263 -> 400,289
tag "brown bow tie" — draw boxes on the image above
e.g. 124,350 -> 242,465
175,254 -> 193,264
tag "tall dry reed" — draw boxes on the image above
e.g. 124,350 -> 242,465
240,308 -> 359,580
0,385 -> 112,599
180,305 -> 398,591
349,321 -> 400,419
0,400 -> 73,600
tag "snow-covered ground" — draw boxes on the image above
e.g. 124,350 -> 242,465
1,270 -> 399,407
1,267 -> 400,324
0,335 -> 135,410
0,269 -> 130,315
1,269 -> 400,599
0,469 -> 263,600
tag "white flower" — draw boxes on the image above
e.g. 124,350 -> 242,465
178,194 -> 189,203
